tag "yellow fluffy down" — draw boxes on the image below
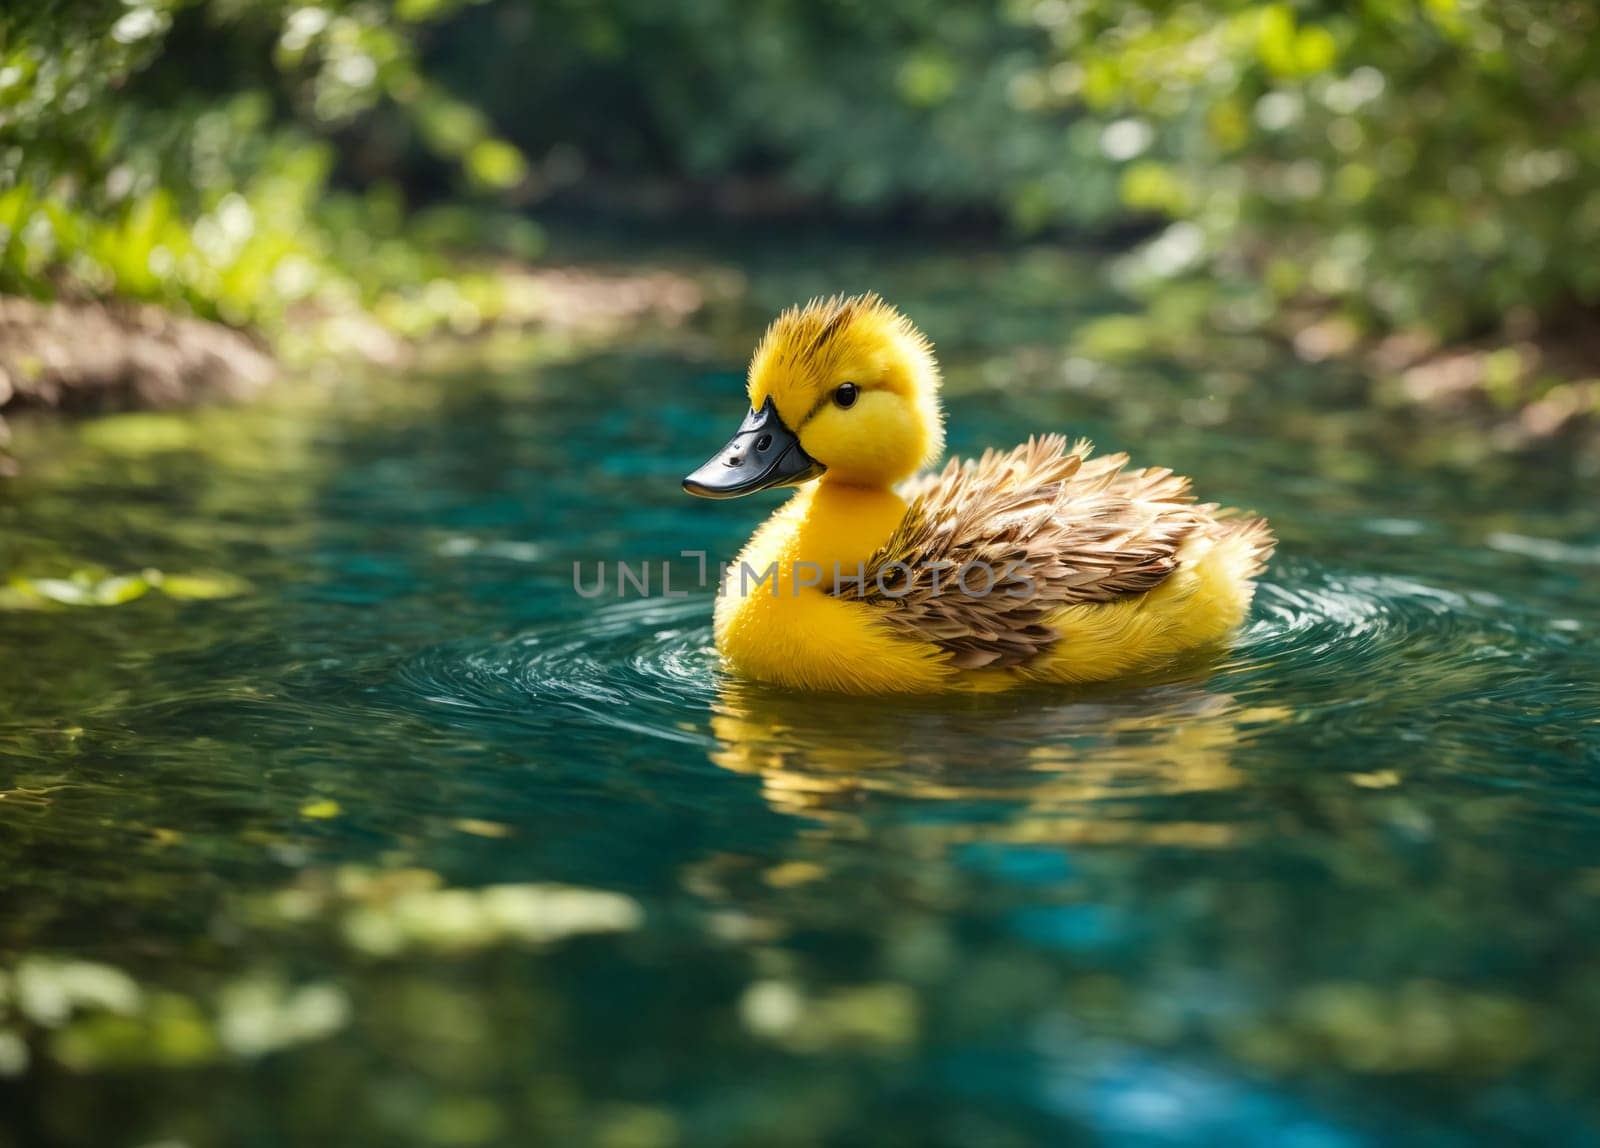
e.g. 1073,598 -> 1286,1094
714,485 -> 954,694
1026,522 -> 1267,685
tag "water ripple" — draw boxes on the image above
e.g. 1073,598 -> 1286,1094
1221,563 -> 1550,706
395,562 -> 1588,759
397,596 -> 721,745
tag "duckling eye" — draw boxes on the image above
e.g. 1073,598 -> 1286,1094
833,382 -> 859,409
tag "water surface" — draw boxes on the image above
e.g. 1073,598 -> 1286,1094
2,238 -> 1599,1147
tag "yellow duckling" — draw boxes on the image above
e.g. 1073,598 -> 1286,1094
683,293 -> 1274,694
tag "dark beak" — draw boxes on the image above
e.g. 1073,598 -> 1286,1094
682,396 -> 825,499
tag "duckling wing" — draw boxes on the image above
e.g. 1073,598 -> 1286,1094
839,434 -> 1207,669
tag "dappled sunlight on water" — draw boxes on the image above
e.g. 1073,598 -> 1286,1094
2,243 -> 1599,1146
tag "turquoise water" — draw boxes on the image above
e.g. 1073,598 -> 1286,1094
2,240 -> 1599,1146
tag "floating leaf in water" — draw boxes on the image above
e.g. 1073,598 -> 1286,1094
4,571 -> 153,607
215,979 -> 351,1059
1349,769 -> 1401,788
739,979 -> 919,1053
93,574 -> 153,604
51,992 -> 218,1071
146,569 -> 253,600
433,536 -> 544,563
762,861 -> 825,888
739,980 -> 804,1038
0,567 -> 248,608
254,867 -> 643,956
477,884 -> 643,946
13,958 -> 143,1026
1,954 -> 353,1074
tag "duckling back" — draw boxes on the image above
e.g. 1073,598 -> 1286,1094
1022,517 -> 1274,684
834,435 -> 1275,688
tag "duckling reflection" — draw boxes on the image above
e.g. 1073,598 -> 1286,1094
707,676 -> 1290,845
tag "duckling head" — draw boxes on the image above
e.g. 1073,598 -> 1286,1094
683,293 -> 944,498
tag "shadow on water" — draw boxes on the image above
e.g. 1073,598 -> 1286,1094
2,239 -> 1599,1146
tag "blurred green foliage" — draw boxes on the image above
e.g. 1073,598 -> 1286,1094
0,0 -> 534,332
1044,0 -> 1600,339
429,0 -> 1129,230
3,0 -> 1597,350
438,0 -> 1597,341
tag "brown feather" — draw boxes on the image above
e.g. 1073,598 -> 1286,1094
833,435 -> 1260,669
